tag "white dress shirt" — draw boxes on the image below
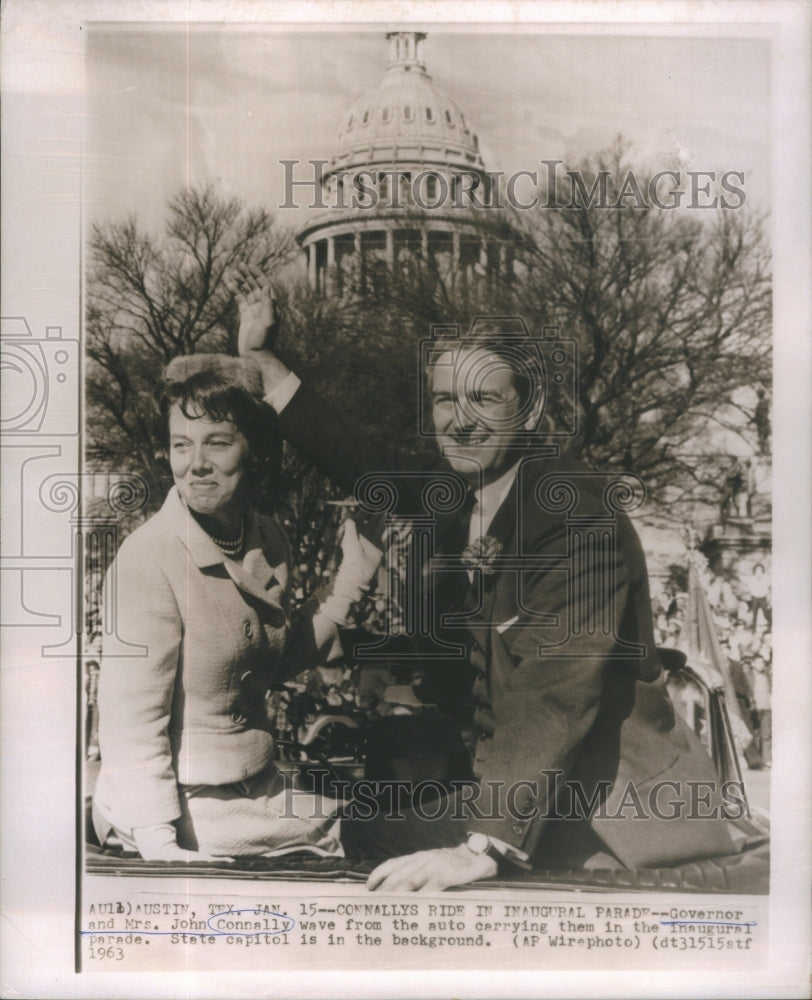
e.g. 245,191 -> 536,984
468,462 -> 521,545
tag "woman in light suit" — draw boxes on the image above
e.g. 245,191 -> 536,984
93,355 -> 378,861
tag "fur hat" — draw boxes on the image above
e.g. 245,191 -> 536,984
162,354 -> 263,398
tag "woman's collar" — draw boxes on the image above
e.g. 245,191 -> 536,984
161,488 -> 285,604
162,487 -> 226,568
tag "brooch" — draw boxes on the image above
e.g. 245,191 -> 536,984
461,535 -> 503,575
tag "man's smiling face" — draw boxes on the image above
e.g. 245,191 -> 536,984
429,346 -> 539,486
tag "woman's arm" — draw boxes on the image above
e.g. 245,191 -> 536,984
279,519 -> 383,682
96,534 -> 222,861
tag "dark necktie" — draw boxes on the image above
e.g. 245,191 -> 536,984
433,490 -> 477,614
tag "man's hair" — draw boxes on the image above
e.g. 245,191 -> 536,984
426,332 -> 546,414
154,369 -> 282,487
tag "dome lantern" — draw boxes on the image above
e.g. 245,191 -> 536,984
386,31 -> 427,74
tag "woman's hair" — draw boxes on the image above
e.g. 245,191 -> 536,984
154,365 -> 283,489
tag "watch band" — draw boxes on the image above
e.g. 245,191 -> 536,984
466,832 -> 533,871
465,832 -> 505,866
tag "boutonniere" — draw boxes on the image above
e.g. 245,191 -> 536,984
461,535 -> 503,575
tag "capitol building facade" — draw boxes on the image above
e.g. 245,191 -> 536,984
297,31 -> 515,296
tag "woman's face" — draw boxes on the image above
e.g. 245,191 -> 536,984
168,402 -> 251,524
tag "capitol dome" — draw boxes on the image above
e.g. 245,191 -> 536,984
297,31 -> 514,298
330,32 -> 485,176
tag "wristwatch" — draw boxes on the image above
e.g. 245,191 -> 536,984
465,832 -> 504,866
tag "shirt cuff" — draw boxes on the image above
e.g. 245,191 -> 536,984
264,371 -> 301,414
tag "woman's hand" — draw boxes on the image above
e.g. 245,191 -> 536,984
230,264 -> 279,354
337,517 -> 383,591
133,823 -> 230,863
317,519 -> 383,627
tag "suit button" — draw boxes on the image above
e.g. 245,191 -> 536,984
512,823 -> 524,836
471,641 -> 481,652
243,621 -> 253,638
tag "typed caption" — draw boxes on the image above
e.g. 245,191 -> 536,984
81,885 -> 765,972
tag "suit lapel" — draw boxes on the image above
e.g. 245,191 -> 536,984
223,510 -> 288,614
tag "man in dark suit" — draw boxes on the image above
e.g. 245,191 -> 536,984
234,273 -> 737,892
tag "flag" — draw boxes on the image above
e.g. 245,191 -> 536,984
682,562 -> 750,798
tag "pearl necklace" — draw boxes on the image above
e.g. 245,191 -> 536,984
207,516 -> 245,558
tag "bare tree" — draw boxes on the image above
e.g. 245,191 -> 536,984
87,149 -> 771,543
509,143 -> 771,521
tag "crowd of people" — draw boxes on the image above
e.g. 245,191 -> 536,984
652,555 -> 772,769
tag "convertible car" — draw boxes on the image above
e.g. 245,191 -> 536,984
84,645 -> 769,893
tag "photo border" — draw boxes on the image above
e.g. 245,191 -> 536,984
1,2 -> 809,997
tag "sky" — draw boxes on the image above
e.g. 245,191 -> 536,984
84,25 -> 771,235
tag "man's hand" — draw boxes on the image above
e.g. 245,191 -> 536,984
230,264 -> 291,394
231,263 -> 279,354
367,843 -> 498,893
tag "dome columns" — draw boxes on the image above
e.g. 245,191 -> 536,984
302,222 -> 512,298
387,32 -> 427,73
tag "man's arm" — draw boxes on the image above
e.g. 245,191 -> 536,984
234,267 -> 447,501
465,517 -> 619,854
275,382 -> 446,498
